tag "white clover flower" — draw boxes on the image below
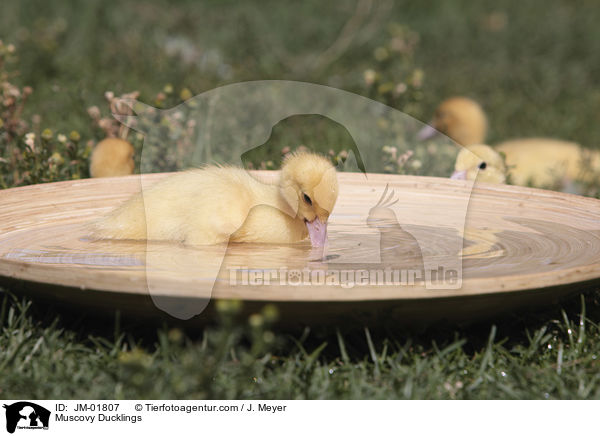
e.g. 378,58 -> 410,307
363,69 -> 377,86
57,134 -> 67,143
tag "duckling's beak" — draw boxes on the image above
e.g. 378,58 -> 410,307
417,124 -> 438,141
305,217 -> 327,247
450,170 -> 467,180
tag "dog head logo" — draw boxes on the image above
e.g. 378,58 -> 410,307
3,402 -> 50,434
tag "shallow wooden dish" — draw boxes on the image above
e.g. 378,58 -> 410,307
1,172 -> 599,325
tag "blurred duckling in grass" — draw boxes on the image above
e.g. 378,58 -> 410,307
452,142 -> 600,193
417,97 -> 488,146
421,97 -> 600,191
89,137 -> 135,178
452,144 -> 507,184
91,151 -> 338,247
495,138 -> 600,188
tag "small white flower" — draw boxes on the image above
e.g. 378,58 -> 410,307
382,146 -> 397,160
57,134 -> 67,143
363,69 -> 377,86
87,106 -> 101,119
25,133 -> 35,150
395,83 -> 407,94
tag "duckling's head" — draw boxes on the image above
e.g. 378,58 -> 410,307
280,151 -> 338,247
90,138 -> 135,178
418,97 -> 488,146
452,144 -> 506,184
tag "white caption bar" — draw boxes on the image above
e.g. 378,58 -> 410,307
0,400 -> 593,435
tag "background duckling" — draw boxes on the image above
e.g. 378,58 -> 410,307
421,97 -> 600,191
91,151 -> 338,247
417,97 -> 488,146
89,137 -> 135,178
495,138 -> 600,188
451,144 -> 506,184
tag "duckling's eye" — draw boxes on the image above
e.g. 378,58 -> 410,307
303,193 -> 312,205
479,162 -> 487,170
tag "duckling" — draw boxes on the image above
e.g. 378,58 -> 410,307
451,144 -> 507,184
495,138 -> 600,187
422,97 -> 600,190
89,137 -> 135,178
91,151 -> 338,247
418,97 -> 488,146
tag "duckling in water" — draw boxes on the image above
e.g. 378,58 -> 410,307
90,138 -> 135,178
91,151 -> 338,247
452,144 -> 507,184
421,97 -> 600,189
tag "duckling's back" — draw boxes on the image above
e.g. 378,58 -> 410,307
495,138 -> 595,187
91,166 -> 268,245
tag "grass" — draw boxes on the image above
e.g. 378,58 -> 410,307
2,0 -> 600,399
3,0 -> 600,148
2,289 -> 600,399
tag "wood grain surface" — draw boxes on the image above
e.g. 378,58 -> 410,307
1,172 -> 599,323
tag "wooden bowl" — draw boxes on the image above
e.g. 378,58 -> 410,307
1,172 -> 599,325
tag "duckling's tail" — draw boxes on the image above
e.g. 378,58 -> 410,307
88,193 -> 148,241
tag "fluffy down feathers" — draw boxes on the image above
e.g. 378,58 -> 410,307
90,138 -> 135,178
495,138 -> 600,187
424,97 -> 600,189
452,144 -> 506,184
419,97 -> 488,146
90,151 -> 338,246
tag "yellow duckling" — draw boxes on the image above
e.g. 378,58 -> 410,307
421,97 -> 600,189
495,138 -> 600,187
89,138 -> 135,178
417,97 -> 488,146
451,144 -> 507,184
91,151 -> 338,247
